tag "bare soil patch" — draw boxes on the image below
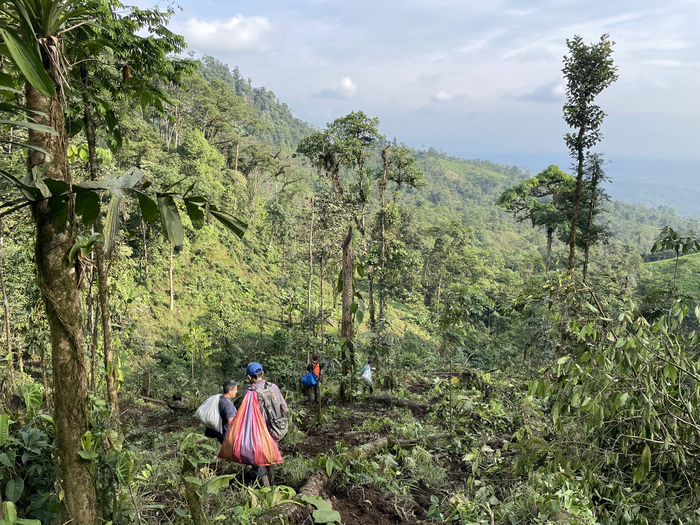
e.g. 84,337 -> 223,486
330,483 -> 426,525
119,399 -> 198,435
443,454 -> 471,484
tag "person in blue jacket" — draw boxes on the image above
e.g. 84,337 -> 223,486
305,355 -> 323,403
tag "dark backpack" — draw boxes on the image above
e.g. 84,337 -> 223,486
249,382 -> 289,440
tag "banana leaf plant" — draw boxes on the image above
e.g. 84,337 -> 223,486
0,166 -> 248,256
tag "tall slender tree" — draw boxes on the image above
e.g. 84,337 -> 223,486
0,217 -> 14,393
296,111 -> 380,381
340,226 -> 353,400
70,2 -> 192,418
562,34 -> 618,270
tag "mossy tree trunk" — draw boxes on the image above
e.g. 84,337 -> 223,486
26,65 -> 97,525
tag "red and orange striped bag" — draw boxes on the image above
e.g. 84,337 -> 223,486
217,389 -> 283,466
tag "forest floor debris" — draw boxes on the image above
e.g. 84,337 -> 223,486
330,483 -> 424,525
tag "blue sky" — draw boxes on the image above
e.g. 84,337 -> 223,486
140,0 -> 699,187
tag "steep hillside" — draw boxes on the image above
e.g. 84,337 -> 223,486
2,58 -> 698,393
198,55 -> 315,151
639,252 -> 700,301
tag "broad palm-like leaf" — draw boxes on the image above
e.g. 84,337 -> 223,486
0,0 -> 92,97
0,26 -> 54,96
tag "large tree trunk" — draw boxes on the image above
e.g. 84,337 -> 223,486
545,227 -> 553,273
340,227 -> 354,400
567,129 -> 585,271
26,74 -> 97,524
0,217 -> 15,393
85,108 -> 119,421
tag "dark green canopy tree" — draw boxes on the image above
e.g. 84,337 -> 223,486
497,165 -> 574,272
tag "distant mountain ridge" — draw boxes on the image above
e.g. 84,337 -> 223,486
198,55 -> 315,152
455,152 -> 700,217
195,58 -> 700,253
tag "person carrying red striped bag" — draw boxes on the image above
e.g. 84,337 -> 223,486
217,362 -> 288,487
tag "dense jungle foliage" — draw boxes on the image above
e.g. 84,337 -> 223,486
1,3 -> 700,525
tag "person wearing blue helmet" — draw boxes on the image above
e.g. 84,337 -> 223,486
242,362 -> 288,486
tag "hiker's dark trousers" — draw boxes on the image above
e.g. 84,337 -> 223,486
254,465 -> 276,487
306,384 -> 319,403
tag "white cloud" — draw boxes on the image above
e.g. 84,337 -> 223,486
180,15 -> 273,52
313,77 -> 358,99
514,81 -> 565,103
160,0 -> 700,164
432,90 -> 453,102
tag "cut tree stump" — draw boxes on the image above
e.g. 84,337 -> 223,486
373,395 -> 429,411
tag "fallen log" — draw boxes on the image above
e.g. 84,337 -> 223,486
373,395 -> 429,411
138,395 -> 170,406
253,471 -> 329,524
253,433 -> 449,523
350,432 -> 451,460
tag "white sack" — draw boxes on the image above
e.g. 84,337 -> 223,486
194,394 -> 222,433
